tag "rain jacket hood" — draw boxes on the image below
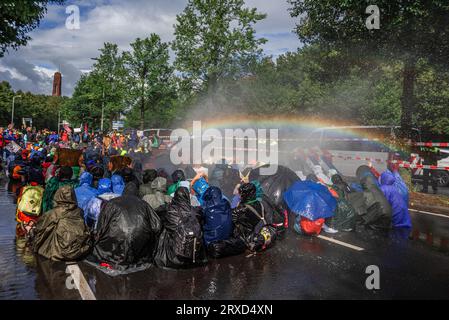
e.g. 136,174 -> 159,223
79,172 -> 93,186
98,178 -> 112,194
111,174 -> 125,195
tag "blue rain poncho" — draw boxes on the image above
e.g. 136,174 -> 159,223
201,187 -> 233,246
75,172 -> 98,212
379,171 -> 411,228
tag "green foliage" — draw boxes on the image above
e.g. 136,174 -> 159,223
123,35 -> 175,129
0,81 -> 63,129
172,0 -> 267,92
0,1 -> 64,57
288,0 -> 449,136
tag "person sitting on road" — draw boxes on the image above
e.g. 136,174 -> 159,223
167,169 -> 186,196
33,185 -> 91,261
232,183 -> 277,252
42,166 -> 78,213
201,186 -> 233,247
88,185 -> 161,273
142,176 -> 172,210
75,172 -> 98,213
154,186 -> 207,269
139,169 -> 158,198
379,171 -> 412,229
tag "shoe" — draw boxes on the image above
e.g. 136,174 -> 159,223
322,224 -> 338,234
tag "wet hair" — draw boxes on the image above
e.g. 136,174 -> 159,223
143,169 -> 158,184
239,183 -> 257,203
171,169 -> 186,183
58,166 -> 73,180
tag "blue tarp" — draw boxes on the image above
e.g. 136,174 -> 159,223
283,180 -> 337,221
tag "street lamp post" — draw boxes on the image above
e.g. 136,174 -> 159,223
11,95 -> 21,126
101,88 -> 105,132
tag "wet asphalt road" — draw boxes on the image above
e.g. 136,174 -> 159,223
1,178 -> 449,300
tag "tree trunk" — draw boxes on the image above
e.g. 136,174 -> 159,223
140,82 -> 145,130
400,58 -> 417,139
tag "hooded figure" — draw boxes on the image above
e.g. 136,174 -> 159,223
379,171 -> 411,228
350,174 -> 392,230
97,178 -> 112,194
232,183 -> 277,252
142,177 -> 172,210
89,189 -> 162,274
167,169 -> 186,196
154,187 -> 207,269
33,185 -> 91,261
111,174 -> 125,195
42,166 -> 77,213
74,172 -> 98,211
202,187 -> 233,246
139,169 -> 158,198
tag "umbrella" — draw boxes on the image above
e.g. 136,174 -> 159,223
283,180 -> 337,221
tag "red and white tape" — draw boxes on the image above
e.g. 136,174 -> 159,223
411,142 -> 449,147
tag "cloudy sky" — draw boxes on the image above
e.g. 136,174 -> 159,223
0,0 -> 301,96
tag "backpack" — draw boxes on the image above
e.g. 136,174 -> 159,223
244,203 -> 276,251
173,213 -> 203,263
18,185 -> 44,216
82,132 -> 89,143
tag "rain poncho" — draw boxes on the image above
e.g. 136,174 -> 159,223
97,178 -> 112,194
379,171 -> 411,228
349,175 -> 392,230
74,172 -> 98,212
201,187 -> 233,246
89,193 -> 161,275
248,165 -> 300,212
142,177 -> 172,210
232,183 -> 278,251
33,185 -> 91,261
154,187 -> 207,269
42,177 -> 78,213
390,170 -> 409,205
111,174 -> 125,195
327,175 -> 356,231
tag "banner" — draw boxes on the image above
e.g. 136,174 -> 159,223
5,141 -> 21,154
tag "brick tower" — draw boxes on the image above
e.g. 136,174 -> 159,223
52,71 -> 62,96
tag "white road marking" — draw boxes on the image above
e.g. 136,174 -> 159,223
409,209 -> 449,219
66,264 -> 96,300
317,235 -> 365,251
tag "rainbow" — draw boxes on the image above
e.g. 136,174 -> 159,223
177,114 -> 404,151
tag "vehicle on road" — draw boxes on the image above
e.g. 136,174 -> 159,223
143,128 -> 173,150
303,126 -> 422,177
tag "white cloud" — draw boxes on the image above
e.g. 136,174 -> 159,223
0,0 -> 300,96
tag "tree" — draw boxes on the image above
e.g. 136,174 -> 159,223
172,0 -> 267,97
91,43 -> 127,130
0,1 -> 64,57
288,0 -> 449,137
123,35 -> 174,130
0,81 -> 14,125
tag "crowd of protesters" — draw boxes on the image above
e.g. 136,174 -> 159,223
1,123 -> 413,275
